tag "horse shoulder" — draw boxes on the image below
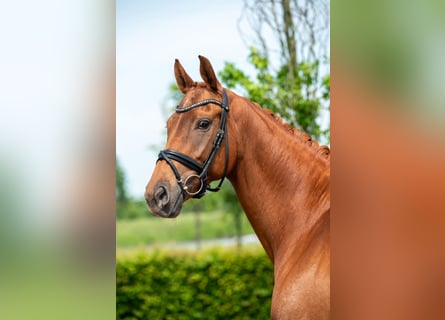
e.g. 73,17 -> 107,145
271,209 -> 330,319
271,266 -> 330,320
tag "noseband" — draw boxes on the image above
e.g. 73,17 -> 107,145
157,90 -> 229,199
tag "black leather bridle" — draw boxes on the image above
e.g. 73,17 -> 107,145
157,89 -> 229,199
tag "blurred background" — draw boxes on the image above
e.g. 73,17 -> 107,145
332,0 -> 445,319
0,1 -> 115,319
2,0 -> 444,319
116,0 -> 330,249
116,1 -> 329,318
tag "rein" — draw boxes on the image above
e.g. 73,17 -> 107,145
157,89 -> 229,199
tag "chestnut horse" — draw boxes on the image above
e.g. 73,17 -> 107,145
145,56 -> 330,319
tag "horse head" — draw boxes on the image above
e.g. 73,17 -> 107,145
145,56 -> 235,218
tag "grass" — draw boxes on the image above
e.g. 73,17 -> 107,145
116,210 -> 255,248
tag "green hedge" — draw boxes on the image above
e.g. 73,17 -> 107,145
116,248 -> 274,319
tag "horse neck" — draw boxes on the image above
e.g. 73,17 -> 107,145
227,97 -> 330,263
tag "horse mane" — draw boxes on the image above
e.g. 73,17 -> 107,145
192,84 -> 330,160
252,102 -> 330,160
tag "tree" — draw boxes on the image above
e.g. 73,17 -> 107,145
239,0 -> 329,67
116,157 -> 128,204
116,157 -> 129,219
220,181 -> 244,248
220,0 -> 330,142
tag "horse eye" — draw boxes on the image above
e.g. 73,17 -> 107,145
197,119 -> 211,130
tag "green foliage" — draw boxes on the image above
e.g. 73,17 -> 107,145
116,248 -> 274,319
115,157 -> 151,220
117,199 -> 151,220
182,181 -> 242,214
217,182 -> 244,245
219,47 -> 330,141
116,157 -> 149,220
180,182 -> 245,247
116,157 -> 128,204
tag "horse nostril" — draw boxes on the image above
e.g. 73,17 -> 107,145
154,185 -> 169,208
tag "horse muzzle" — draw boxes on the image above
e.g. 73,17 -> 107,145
145,182 -> 184,218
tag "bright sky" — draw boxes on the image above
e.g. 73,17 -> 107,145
117,0 -> 255,198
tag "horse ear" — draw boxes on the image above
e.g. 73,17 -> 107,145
174,59 -> 195,94
198,55 -> 222,92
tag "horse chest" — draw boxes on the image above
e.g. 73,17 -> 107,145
271,264 -> 330,320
